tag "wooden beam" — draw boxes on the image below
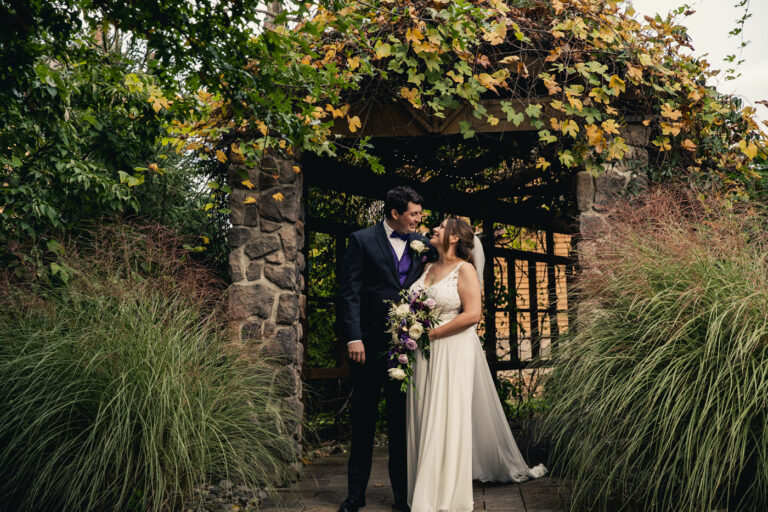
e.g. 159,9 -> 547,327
331,98 -> 554,138
304,156 -> 576,233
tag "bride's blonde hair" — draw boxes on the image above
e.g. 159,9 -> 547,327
442,217 -> 475,264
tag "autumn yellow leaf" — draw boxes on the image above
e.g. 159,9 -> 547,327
406,27 -> 425,43
661,123 -> 681,136
256,120 -> 268,136
681,139 -> 697,152
536,157 -> 551,170
653,136 -> 672,152
374,41 -> 391,59
542,75 -> 562,95
638,53 -> 653,66
688,87 -> 703,101
562,119 -> 579,138
487,115 -> 499,126
347,56 -> 360,70
202,236 -> 210,244
585,124 -> 604,146
608,75 -> 626,95
292,165 -> 301,173
272,192 -> 285,202
550,117 -> 562,131
148,163 -> 159,172
241,179 -> 255,190
400,87 -> 421,107
660,103 -> 682,120
244,196 -> 257,204
739,139 -> 758,159
216,150 -> 227,163
601,119 -> 620,135
626,64 -> 643,81
348,115 -> 362,133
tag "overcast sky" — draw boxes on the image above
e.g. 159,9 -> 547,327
630,0 -> 767,125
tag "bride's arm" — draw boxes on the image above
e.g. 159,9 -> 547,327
428,263 -> 482,341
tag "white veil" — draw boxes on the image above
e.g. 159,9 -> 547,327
472,234 -> 485,289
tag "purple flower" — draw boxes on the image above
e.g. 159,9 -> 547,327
398,354 -> 409,364
404,338 -> 417,350
424,298 -> 436,309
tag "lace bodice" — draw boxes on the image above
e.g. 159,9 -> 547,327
410,262 -> 464,322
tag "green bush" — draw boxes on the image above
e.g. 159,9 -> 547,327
0,224 -> 298,511
540,188 -> 768,511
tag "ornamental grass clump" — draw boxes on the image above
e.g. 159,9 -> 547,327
0,224 -> 298,512
540,188 -> 768,511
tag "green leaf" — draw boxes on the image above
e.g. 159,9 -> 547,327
459,121 -> 475,139
46,240 -> 64,254
525,104 -> 543,119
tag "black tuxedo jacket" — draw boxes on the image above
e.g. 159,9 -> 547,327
338,222 -> 432,358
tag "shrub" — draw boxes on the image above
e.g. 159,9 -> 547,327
0,224 -> 298,511
540,188 -> 768,511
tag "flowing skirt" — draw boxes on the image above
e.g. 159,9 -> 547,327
406,326 -> 546,512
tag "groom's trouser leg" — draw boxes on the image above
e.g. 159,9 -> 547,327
347,360 -> 382,499
385,377 -> 407,502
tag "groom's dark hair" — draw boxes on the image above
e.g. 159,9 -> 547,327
384,186 -> 423,219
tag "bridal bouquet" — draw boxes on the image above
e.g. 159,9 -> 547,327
385,289 -> 441,393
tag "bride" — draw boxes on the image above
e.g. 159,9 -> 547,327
406,217 -> 546,512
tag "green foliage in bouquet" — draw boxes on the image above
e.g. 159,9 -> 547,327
385,289 -> 442,393
540,188 -> 768,511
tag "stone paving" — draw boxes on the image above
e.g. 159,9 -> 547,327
260,447 -> 564,512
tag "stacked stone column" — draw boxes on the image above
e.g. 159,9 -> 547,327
226,149 -> 306,475
575,122 -> 650,266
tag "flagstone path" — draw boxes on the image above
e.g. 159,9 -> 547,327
259,447 -> 564,512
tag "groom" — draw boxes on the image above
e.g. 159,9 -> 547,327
338,186 -> 430,512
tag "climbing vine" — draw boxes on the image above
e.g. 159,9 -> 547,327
180,0 -> 766,202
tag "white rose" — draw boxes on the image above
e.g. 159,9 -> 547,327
388,367 -> 406,380
408,322 -> 424,339
410,240 -> 426,253
395,303 -> 411,317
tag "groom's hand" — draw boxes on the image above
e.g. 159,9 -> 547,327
347,341 -> 366,364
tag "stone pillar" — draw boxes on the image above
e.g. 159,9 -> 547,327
227,148 -> 305,474
575,122 -> 650,267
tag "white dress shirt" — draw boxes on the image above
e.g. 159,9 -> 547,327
348,220 -> 406,347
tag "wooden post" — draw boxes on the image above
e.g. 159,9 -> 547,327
546,231 -> 560,351
528,259 -> 540,359
482,220 -> 497,382
507,257 -> 520,366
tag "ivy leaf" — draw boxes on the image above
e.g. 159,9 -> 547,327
525,103 -> 543,119
348,115 -> 362,133
374,41 -> 392,59
538,130 -> 557,144
739,140 -> 758,160
459,121 -> 475,139
558,150 -> 575,168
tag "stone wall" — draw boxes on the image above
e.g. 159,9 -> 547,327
226,149 -> 306,474
575,122 -> 650,266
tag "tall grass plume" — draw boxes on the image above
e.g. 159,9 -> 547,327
540,188 -> 768,511
0,223 -> 299,511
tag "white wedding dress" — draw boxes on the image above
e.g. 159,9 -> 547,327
406,262 -> 547,512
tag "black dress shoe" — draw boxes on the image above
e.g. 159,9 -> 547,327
391,501 -> 410,512
339,495 -> 366,512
